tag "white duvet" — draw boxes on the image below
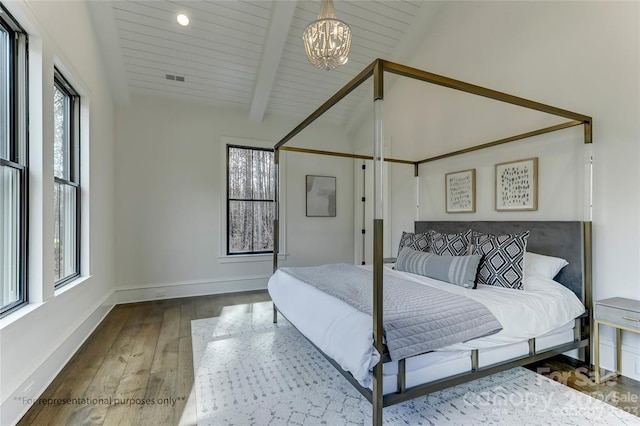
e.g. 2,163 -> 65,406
267,265 -> 585,386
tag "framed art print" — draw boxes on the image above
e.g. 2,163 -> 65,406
306,175 -> 336,217
495,157 -> 538,211
445,169 -> 476,213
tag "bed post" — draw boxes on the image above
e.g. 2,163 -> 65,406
583,223 -> 593,367
273,148 -> 280,324
414,163 -> 420,223
583,119 -> 593,366
372,59 -> 385,426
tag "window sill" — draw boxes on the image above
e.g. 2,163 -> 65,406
0,302 -> 41,330
218,253 -> 288,264
0,275 -> 92,330
54,275 -> 91,297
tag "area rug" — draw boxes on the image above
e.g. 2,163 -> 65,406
192,302 -> 639,425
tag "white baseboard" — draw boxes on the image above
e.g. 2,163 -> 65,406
114,275 -> 270,305
1,291 -> 116,426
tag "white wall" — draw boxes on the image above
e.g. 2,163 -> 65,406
0,1 -> 116,424
114,95 -> 354,302
381,1 -> 640,379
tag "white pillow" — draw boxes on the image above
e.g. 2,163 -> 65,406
522,275 -> 585,320
524,251 -> 569,279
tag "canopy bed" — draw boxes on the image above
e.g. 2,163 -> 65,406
269,59 -> 593,425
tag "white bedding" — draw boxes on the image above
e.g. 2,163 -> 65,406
267,265 -> 585,387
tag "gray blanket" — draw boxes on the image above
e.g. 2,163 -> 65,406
280,263 -> 502,361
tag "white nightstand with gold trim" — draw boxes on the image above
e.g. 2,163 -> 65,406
594,297 -> 640,384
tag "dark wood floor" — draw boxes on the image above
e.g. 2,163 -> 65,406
17,290 -> 640,425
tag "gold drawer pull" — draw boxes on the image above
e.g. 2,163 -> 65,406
623,316 -> 640,322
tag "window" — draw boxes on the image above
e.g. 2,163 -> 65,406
53,70 -> 80,286
226,145 -> 275,255
0,4 -> 27,316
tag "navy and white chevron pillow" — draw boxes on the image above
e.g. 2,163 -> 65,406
473,231 -> 530,290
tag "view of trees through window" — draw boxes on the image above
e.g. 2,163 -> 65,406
53,73 -> 79,285
0,24 -> 15,309
227,146 -> 274,254
53,85 -> 68,179
0,162 -> 19,308
1,26 -> 8,159
1,8 -> 27,315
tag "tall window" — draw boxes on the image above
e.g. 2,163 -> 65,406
227,145 -> 274,255
0,5 -> 28,316
53,70 -> 80,286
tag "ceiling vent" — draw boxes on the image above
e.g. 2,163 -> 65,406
165,74 -> 185,82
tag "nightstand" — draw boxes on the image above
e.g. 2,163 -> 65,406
594,297 -> 640,384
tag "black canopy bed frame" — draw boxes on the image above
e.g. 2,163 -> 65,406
270,59 -> 593,425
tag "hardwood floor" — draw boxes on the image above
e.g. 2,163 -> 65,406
17,291 -> 271,426
525,356 -> 640,418
17,290 -> 640,425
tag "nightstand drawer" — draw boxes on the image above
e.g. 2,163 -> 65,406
596,304 -> 640,331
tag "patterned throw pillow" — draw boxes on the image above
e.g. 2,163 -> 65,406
429,229 -> 472,256
473,231 -> 530,290
397,231 -> 431,256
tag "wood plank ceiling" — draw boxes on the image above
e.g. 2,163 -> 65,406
106,0 -> 427,124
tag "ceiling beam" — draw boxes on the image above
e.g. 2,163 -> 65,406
249,0 -> 297,122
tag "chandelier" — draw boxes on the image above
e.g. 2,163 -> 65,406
303,0 -> 352,70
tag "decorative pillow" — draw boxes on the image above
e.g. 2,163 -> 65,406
397,231 -> 431,256
524,251 -> 568,279
473,231 -> 530,290
396,247 -> 481,289
429,229 -> 472,256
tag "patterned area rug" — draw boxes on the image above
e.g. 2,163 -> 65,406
192,302 -> 639,425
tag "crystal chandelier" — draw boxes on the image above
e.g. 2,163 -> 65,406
303,0 -> 352,70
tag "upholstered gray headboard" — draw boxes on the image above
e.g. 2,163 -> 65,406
414,221 -> 585,300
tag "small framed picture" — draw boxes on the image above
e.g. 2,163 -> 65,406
306,175 -> 336,217
495,157 -> 538,211
445,169 -> 476,213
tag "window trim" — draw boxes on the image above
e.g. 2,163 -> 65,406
226,144 -> 275,256
53,68 -> 81,288
0,3 -> 28,317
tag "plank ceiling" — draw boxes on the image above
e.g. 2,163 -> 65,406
96,0 -> 431,124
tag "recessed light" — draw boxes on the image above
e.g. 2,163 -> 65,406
177,13 -> 190,26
